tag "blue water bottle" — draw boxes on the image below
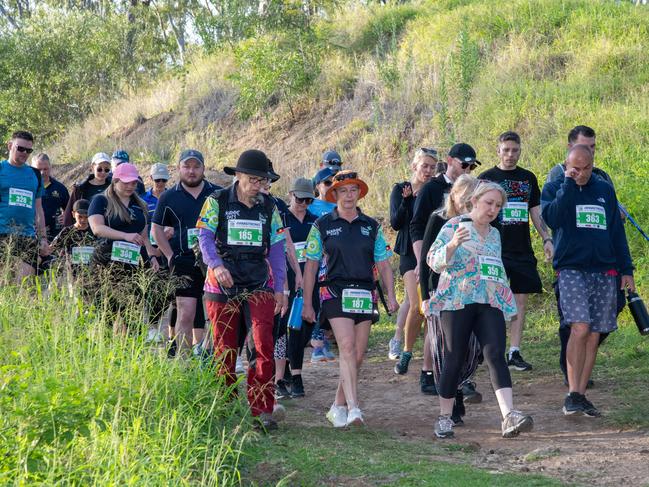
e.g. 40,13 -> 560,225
288,289 -> 304,330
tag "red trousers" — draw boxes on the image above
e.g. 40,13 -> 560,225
207,292 -> 275,416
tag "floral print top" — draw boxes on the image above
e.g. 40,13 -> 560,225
426,215 -> 517,320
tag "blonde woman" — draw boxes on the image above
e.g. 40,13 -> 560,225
427,181 -> 532,439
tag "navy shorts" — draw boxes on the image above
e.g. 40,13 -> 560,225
558,269 -> 617,333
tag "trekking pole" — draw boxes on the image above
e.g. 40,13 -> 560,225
619,203 -> 649,243
375,280 -> 391,316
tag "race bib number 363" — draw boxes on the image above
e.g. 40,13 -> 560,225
341,289 -> 373,314
576,205 -> 607,230
110,241 -> 140,265
478,255 -> 506,283
8,188 -> 33,208
227,219 -> 262,246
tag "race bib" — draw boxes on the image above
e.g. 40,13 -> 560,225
227,219 -> 262,246
149,232 -> 156,246
71,246 -> 94,265
110,241 -> 140,265
576,205 -> 606,230
341,288 -> 373,314
478,255 -> 506,283
8,188 -> 33,208
502,202 -> 528,223
294,241 -> 307,263
187,228 -> 199,248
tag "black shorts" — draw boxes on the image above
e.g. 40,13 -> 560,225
503,254 -> 542,294
0,234 -> 39,269
399,253 -> 417,276
321,297 -> 380,325
170,254 -> 205,299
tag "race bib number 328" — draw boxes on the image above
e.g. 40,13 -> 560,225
576,205 -> 607,230
8,188 -> 33,208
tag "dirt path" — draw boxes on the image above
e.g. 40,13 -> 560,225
285,352 -> 649,486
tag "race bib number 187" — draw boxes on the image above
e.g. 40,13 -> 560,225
341,289 -> 373,314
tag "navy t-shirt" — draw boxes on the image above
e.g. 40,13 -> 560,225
281,208 -> 317,291
43,178 -> 70,239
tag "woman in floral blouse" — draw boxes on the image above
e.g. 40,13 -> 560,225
427,181 -> 533,439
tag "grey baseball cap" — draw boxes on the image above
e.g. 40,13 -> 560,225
179,149 -> 204,165
150,163 -> 170,180
289,177 -> 315,199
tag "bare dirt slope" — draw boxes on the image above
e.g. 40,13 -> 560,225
288,352 -> 649,487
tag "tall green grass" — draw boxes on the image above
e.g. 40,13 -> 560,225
0,271 -> 249,485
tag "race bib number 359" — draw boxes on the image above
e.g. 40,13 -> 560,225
478,255 -> 506,283
576,205 -> 607,230
342,289 -> 373,314
9,188 -> 33,208
110,241 -> 140,265
227,219 -> 262,246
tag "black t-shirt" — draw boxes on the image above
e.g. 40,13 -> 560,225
152,181 -> 220,256
88,194 -> 147,264
281,208 -> 317,292
478,166 -> 541,256
82,181 -> 111,202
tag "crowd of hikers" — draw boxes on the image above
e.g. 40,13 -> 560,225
0,125 -> 637,438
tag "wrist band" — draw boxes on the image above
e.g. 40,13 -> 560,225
283,290 -> 290,296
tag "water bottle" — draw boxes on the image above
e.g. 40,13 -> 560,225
627,290 -> 649,336
288,289 -> 304,330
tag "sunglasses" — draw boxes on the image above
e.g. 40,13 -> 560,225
417,147 -> 438,157
334,171 -> 358,182
16,145 -> 34,154
321,180 -> 333,187
154,178 -> 168,183
295,197 -> 314,204
461,162 -> 478,170
95,167 -> 110,173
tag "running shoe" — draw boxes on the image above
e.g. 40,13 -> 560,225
290,374 -> 305,398
581,396 -> 601,418
311,347 -> 327,363
501,410 -> 534,438
388,338 -> 402,360
166,337 -> 177,359
346,407 -> 365,427
434,415 -> 454,438
420,370 -> 437,395
145,328 -> 165,344
563,392 -> 585,415
508,351 -> 533,371
326,404 -> 348,428
394,351 -> 412,375
254,413 -> 278,432
462,381 -> 483,404
323,339 -> 336,360
272,403 -> 287,422
235,355 -> 245,374
275,379 -> 291,400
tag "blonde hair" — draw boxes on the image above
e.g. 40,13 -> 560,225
104,180 -> 148,223
470,181 -> 508,207
440,174 -> 478,219
411,148 -> 438,171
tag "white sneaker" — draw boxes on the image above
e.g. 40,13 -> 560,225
235,356 -> 245,374
388,338 -> 401,360
145,328 -> 164,344
346,407 -> 365,427
272,403 -> 286,423
326,404 -> 348,428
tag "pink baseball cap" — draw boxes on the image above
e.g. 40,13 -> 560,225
112,163 -> 140,183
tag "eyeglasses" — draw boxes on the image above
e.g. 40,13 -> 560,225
295,197 -> 313,204
417,147 -> 438,157
248,175 -> 269,185
154,179 -> 168,183
16,145 -> 34,154
95,167 -> 110,173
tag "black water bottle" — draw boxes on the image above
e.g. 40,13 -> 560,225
627,290 -> 649,336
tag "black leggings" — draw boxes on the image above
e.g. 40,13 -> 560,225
439,304 -> 512,399
288,321 -> 315,371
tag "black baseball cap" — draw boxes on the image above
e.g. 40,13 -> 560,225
448,143 -> 481,165
73,199 -> 90,215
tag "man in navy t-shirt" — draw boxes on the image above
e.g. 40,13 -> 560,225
0,130 -> 48,279
31,153 -> 69,241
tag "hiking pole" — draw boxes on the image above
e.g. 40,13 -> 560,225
619,203 -> 649,243
375,280 -> 391,316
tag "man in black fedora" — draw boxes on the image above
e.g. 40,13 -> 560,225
196,149 -> 287,431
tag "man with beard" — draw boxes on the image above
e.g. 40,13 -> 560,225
152,150 -> 221,353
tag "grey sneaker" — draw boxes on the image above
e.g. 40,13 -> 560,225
388,337 -> 402,360
434,415 -> 454,438
501,410 -> 534,438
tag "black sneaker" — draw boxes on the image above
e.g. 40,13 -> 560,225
462,381 -> 482,404
420,371 -> 437,395
581,396 -> 601,418
563,392 -> 585,415
394,351 -> 412,375
275,379 -> 291,400
290,375 -> 305,398
454,389 -> 466,417
508,350 -> 533,371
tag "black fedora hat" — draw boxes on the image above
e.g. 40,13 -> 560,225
268,160 -> 280,182
224,149 -> 273,179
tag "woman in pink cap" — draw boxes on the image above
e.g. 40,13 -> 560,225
87,163 -> 160,331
